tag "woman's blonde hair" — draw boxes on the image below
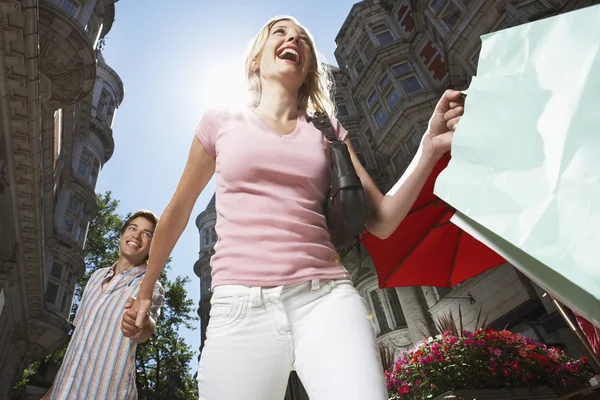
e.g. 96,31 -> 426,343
244,16 -> 336,116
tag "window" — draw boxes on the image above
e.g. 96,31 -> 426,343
379,74 -> 391,91
67,198 -> 80,214
386,88 -> 401,109
45,262 -> 74,317
436,0 -> 474,31
64,195 -> 87,244
358,35 -> 376,60
351,50 -> 365,77
429,0 -> 446,13
106,100 -> 116,125
356,153 -> 368,167
98,89 -> 112,116
408,130 -> 422,151
350,138 -> 361,149
368,92 -> 379,108
77,149 -> 92,177
371,23 -> 395,46
50,262 -> 63,279
337,104 -> 349,117
392,62 -> 413,77
202,270 -> 212,295
64,215 -> 76,235
399,76 -> 423,94
435,286 -> 452,299
77,148 -> 100,187
440,1 -> 462,30
203,226 -> 217,247
60,0 -> 79,17
386,289 -> 407,328
370,291 -> 390,334
374,106 -> 387,127
89,159 -> 100,186
45,281 -> 60,305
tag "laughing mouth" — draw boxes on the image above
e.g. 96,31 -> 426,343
126,241 -> 141,249
277,47 -> 300,64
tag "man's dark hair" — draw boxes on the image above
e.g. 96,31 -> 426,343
120,210 -> 158,235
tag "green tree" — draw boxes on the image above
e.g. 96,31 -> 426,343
16,191 -> 198,399
136,271 -> 199,399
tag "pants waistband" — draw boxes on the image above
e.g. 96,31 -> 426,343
212,279 -> 352,308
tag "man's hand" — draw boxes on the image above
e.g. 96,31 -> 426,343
121,297 -> 149,340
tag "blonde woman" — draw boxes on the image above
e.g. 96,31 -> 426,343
128,16 -> 464,399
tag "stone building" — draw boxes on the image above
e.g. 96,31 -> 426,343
332,0 -> 598,359
0,0 -> 123,394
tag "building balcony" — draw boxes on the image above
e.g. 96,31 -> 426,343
90,115 -> 115,162
39,1 -> 97,109
23,311 -> 72,368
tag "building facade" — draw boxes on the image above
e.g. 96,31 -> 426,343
0,0 -> 123,394
332,0 -> 598,360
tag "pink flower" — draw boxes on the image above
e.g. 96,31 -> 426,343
490,359 -> 498,369
423,355 -> 434,364
566,363 -> 573,372
493,349 -> 502,357
415,379 -> 422,387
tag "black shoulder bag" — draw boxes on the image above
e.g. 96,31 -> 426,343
310,112 -> 367,248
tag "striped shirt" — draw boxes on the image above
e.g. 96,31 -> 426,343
49,263 -> 164,400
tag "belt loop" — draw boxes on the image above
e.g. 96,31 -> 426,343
310,280 -> 320,291
250,286 -> 263,308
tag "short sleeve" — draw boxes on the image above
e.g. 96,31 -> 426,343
149,282 -> 165,321
193,108 -> 222,159
330,116 -> 348,142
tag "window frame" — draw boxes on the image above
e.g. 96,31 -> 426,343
45,261 -> 74,317
398,75 -> 423,95
60,0 -> 80,17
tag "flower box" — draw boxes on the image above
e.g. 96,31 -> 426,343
434,386 -> 558,399
385,329 -> 594,400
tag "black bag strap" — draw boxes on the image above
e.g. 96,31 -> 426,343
310,112 -> 340,143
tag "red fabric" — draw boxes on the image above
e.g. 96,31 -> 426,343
574,312 -> 600,357
361,154 -> 505,289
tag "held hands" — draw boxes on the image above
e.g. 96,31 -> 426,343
121,296 -> 150,340
423,89 -> 465,159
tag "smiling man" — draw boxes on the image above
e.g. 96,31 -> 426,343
42,210 -> 164,400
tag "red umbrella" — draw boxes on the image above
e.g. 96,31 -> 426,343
361,154 -> 505,289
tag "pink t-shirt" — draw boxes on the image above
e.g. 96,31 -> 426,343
194,108 -> 351,288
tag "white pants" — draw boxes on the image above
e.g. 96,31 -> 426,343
197,279 -> 388,400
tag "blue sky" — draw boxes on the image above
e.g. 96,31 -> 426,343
97,0 -> 360,368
